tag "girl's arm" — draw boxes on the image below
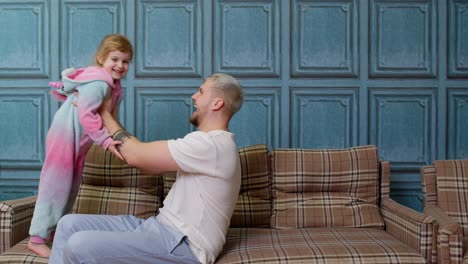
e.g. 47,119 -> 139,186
76,81 -> 113,149
99,105 -> 180,174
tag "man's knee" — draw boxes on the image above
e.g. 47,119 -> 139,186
62,232 -> 92,263
56,214 -> 81,232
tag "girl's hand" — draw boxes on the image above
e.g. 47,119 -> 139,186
108,140 -> 124,160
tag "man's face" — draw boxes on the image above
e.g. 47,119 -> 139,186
190,79 -> 217,127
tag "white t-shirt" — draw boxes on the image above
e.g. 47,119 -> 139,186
157,130 -> 241,264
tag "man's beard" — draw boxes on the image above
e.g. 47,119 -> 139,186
189,113 -> 198,127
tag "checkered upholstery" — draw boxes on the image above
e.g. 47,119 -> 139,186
0,145 -> 164,263
0,237 -> 48,264
230,144 -> 271,228
380,197 -> 437,263
434,160 -> 468,236
271,145 -> 384,229
1,144 -> 437,264
217,227 -> 427,264
422,160 -> 468,264
0,196 -> 36,256
72,144 -> 163,218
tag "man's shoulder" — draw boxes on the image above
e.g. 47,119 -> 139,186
182,130 -> 234,141
171,130 -> 236,155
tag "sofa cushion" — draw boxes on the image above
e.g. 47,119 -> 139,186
216,227 -> 426,263
271,145 -> 384,229
162,144 -> 272,228
230,144 -> 271,228
0,238 -> 48,264
72,144 -> 163,218
464,236 -> 468,263
434,159 -> 468,236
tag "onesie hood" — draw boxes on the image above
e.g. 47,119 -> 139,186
50,66 -> 122,102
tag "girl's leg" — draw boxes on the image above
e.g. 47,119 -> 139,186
29,131 -> 91,257
49,214 -> 145,263
64,149 -> 88,214
28,130 -> 76,256
27,237 -> 52,257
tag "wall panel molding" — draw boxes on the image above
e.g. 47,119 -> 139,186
136,0 -> 201,77
447,88 -> 468,159
448,0 -> 468,77
369,88 -> 436,170
135,87 -> 196,142
0,1 -> 49,77
230,87 -> 280,148
291,87 -> 358,149
292,0 -> 358,77
61,0 -> 125,69
370,0 -> 436,78
0,88 -> 49,168
214,0 -> 279,77
0,0 -> 467,211
0,169 -> 43,201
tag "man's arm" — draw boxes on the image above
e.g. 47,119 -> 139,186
99,109 -> 181,174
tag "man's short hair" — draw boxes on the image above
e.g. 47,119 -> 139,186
208,73 -> 244,114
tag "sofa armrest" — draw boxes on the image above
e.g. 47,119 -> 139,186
424,205 -> 463,264
0,196 -> 36,254
381,198 -> 437,263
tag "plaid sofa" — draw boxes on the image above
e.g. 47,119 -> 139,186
421,160 -> 468,264
0,144 -> 436,263
0,144 -> 165,263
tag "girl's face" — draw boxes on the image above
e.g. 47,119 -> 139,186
99,50 -> 131,80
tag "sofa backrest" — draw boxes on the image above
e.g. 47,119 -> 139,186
74,144 -> 387,230
72,144 -> 163,218
433,159 -> 468,236
230,144 -> 272,227
270,145 -> 385,229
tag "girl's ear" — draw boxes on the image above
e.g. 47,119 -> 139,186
97,55 -> 104,65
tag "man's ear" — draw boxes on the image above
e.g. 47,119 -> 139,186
212,97 -> 225,111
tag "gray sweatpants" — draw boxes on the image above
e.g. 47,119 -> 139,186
48,214 -> 200,264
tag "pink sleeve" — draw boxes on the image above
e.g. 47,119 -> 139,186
76,81 -> 112,149
101,137 -> 113,150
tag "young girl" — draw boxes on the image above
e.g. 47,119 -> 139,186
28,34 -> 133,257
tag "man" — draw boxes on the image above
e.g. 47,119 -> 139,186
48,73 -> 244,264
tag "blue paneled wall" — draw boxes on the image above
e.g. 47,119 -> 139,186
0,0 -> 467,212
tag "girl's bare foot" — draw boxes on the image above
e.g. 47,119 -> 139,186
27,240 -> 51,257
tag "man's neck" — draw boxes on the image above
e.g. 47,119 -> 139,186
197,125 -> 229,133
197,120 -> 229,132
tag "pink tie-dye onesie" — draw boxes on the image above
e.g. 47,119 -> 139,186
29,66 -> 122,242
